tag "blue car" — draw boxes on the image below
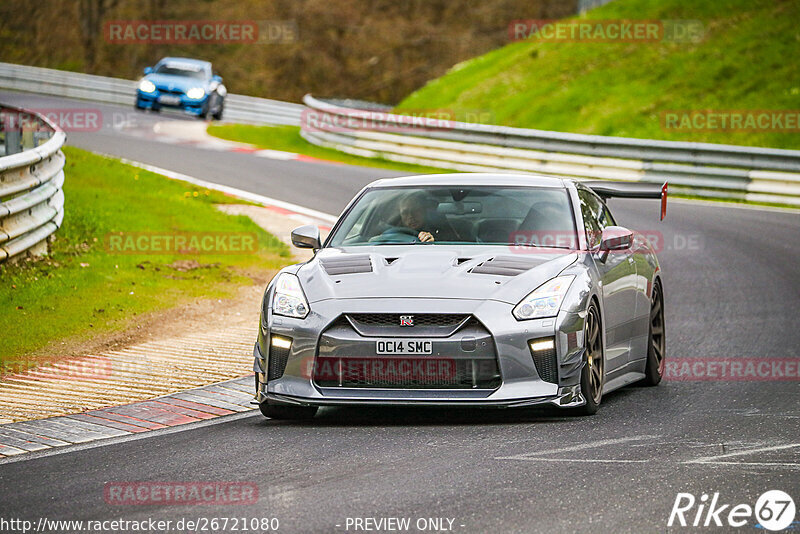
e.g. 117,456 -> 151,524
135,57 -> 226,119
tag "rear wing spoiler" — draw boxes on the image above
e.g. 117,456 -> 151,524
584,181 -> 668,220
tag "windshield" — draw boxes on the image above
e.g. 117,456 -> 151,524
154,63 -> 208,80
327,186 -> 577,248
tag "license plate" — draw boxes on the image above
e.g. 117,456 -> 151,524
158,95 -> 181,105
376,339 -> 432,355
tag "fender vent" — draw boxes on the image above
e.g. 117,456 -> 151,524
470,256 -> 538,276
530,340 -> 558,384
320,255 -> 373,275
268,343 -> 290,380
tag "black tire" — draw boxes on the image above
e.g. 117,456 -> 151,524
572,301 -> 603,416
259,402 -> 318,420
212,105 -> 224,120
643,280 -> 666,386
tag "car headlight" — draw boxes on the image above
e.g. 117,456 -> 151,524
513,275 -> 575,320
138,79 -> 156,93
186,87 -> 205,99
272,273 -> 309,319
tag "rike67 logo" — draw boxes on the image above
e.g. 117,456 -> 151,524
669,490 -> 796,531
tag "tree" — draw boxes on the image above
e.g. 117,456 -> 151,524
78,0 -> 118,70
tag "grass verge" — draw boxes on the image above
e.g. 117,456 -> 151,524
0,146 -> 290,369
398,0 -> 800,150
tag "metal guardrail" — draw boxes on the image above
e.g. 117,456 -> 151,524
0,105 -> 66,263
0,63 -> 303,126
2,63 -> 798,206
301,95 -> 800,206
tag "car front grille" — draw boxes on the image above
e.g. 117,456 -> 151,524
314,315 -> 501,389
313,356 -> 501,389
346,313 -> 470,337
157,88 -> 184,96
349,313 -> 466,327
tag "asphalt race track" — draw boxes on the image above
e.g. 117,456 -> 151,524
1,90 -> 799,533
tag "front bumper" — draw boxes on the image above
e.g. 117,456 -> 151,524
136,90 -> 207,115
254,298 -> 588,409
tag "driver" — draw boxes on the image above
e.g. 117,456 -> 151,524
399,193 -> 435,242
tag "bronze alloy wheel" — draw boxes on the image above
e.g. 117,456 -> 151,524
585,303 -> 604,406
573,302 -> 604,415
644,281 -> 666,386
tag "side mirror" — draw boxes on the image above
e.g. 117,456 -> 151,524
598,226 -> 634,252
291,225 -> 321,249
212,74 -> 223,83
143,67 -> 153,75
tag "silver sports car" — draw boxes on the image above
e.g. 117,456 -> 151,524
254,173 -> 667,418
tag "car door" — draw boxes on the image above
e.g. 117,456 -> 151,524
578,189 -> 638,374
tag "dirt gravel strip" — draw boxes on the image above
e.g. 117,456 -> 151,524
0,323 -> 256,424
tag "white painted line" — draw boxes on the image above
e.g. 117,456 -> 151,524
684,442 -> 800,464
497,458 -> 649,464
496,435 -> 659,461
690,461 -> 800,469
741,414 -> 800,418
100,154 -> 339,224
255,149 -> 299,160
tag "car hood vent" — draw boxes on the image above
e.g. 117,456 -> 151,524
320,255 -> 373,275
470,256 -> 540,276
